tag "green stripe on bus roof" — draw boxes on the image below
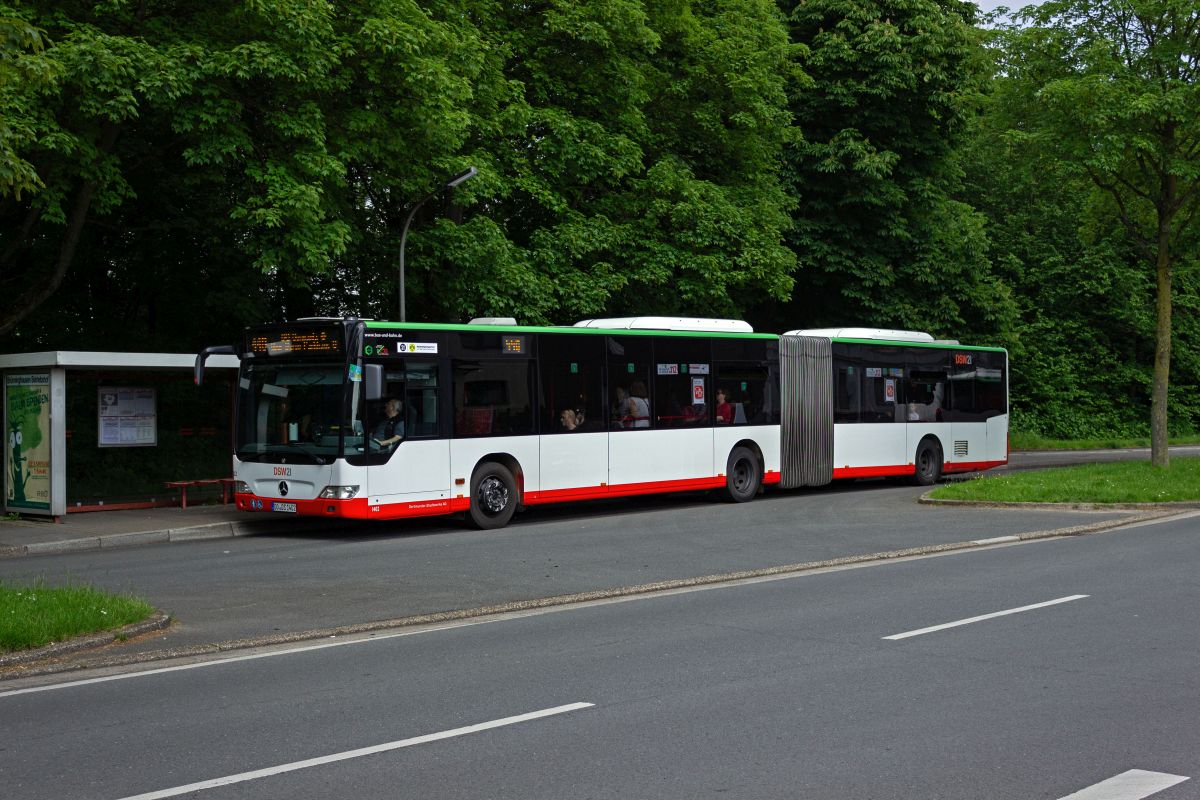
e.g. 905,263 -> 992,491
364,321 -> 779,339
829,337 -> 1007,352
359,322 -> 1004,350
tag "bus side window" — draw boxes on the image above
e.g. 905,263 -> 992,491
453,360 -> 534,437
860,367 -> 899,423
834,361 -> 860,423
538,334 -> 605,434
713,362 -> 771,426
947,351 -> 1005,421
405,361 -> 439,437
652,338 -> 711,428
362,367 -> 406,447
607,336 -> 652,431
905,347 -> 949,423
405,387 -> 439,436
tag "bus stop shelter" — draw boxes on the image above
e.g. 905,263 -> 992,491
2,351 -> 240,519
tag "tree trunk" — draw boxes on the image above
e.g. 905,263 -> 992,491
1150,204 -> 1172,468
0,121 -> 122,338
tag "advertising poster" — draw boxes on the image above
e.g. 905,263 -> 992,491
98,387 -> 157,447
6,372 -> 52,510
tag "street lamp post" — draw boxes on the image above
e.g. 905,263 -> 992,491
398,166 -> 477,322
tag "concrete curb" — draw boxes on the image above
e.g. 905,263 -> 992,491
1,519 -> 306,558
919,495 -> 1200,512
0,612 -> 172,668
2,507 -> 1182,678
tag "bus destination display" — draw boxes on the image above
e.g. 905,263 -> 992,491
248,328 -> 343,356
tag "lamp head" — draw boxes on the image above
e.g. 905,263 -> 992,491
445,166 -> 477,189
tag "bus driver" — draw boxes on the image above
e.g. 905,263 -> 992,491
372,398 -> 405,448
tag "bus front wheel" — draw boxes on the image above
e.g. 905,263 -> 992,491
469,462 -> 517,529
723,446 -> 761,503
912,439 -> 943,486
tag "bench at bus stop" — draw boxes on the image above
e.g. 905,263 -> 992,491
165,478 -> 237,509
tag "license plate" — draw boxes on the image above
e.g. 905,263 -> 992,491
272,502 -> 297,513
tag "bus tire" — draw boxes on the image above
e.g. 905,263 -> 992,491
912,439 -> 943,486
723,446 -> 761,503
468,462 -> 517,529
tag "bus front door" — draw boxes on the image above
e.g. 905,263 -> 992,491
367,439 -> 452,506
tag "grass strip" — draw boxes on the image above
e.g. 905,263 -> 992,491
0,581 -> 155,653
930,458 -> 1200,504
1010,431 -> 1200,451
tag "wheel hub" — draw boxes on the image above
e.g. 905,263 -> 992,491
479,476 -> 509,514
733,460 -> 751,490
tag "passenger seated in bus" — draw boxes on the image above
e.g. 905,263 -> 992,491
715,388 -> 733,424
372,398 -> 405,448
560,408 -> 582,431
627,381 -> 650,428
612,386 -> 629,428
682,400 -> 705,424
905,382 -> 944,422
907,403 -> 944,422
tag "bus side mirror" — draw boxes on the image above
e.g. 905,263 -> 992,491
195,345 -> 237,386
365,364 -> 383,401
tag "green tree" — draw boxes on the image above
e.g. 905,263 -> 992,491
3,1 -> 798,348
992,0 -> 1200,465
398,0 -> 799,324
771,0 -> 1016,341
0,0 -> 483,345
960,107 -> 1163,438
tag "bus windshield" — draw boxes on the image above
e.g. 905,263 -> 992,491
235,362 -> 351,465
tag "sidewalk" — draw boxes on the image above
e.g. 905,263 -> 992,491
0,504 -> 299,558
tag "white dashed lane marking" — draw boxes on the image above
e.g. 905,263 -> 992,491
1056,769 -> 1189,800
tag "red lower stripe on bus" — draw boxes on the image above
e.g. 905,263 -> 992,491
235,468 -> 787,520
832,460 -> 1008,480
525,475 -> 727,505
941,459 -> 1008,474
234,494 -> 470,520
832,465 -> 916,479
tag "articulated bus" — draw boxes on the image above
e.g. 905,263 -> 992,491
195,317 -> 1008,529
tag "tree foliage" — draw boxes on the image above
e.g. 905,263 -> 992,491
769,0 -> 1016,342
0,0 -> 798,349
980,0 -> 1200,459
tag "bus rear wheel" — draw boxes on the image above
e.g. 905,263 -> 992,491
723,446 -> 761,503
468,462 -> 517,529
912,439 -> 943,486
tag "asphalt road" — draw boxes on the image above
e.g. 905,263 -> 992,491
1007,445 -> 1200,471
3,512 -> 1197,799
0,481 -> 1134,656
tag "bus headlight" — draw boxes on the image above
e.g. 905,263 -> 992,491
318,485 -> 360,500
234,481 -> 251,495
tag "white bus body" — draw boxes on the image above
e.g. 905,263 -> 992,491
203,319 -> 1005,527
